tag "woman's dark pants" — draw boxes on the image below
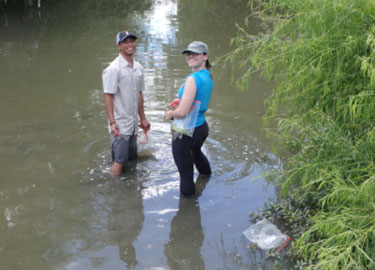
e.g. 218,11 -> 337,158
172,122 -> 211,196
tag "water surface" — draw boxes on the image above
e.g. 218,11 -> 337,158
0,0 -> 288,269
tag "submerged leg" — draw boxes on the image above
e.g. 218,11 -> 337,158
110,162 -> 124,177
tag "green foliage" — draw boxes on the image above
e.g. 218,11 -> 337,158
225,0 -> 375,269
275,110 -> 375,269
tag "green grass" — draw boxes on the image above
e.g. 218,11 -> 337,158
222,0 -> 375,268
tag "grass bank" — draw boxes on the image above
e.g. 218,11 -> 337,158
225,0 -> 375,268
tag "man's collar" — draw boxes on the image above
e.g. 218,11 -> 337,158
119,54 -> 136,69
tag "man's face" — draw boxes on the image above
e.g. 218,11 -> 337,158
117,37 -> 137,56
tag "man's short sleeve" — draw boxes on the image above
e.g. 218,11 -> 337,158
140,72 -> 145,93
102,66 -> 118,94
136,63 -> 145,93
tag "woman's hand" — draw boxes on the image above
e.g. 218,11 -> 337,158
166,99 -> 179,120
169,99 -> 180,110
165,110 -> 174,120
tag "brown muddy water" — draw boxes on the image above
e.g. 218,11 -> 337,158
0,0 -> 290,269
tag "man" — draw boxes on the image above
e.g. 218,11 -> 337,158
102,30 -> 150,176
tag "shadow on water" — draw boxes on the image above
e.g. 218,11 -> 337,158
164,175 -> 209,270
107,178 -> 144,269
0,0 -> 294,269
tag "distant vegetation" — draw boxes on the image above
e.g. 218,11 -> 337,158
0,0 -> 152,35
1,0 -> 41,8
226,0 -> 375,269
1,0 -> 151,14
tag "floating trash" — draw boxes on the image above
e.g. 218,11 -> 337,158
243,219 -> 290,250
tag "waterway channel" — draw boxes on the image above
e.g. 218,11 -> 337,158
0,0 -> 289,269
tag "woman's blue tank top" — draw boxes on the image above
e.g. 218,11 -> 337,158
178,69 -> 213,127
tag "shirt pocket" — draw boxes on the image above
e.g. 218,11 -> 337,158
133,71 -> 144,91
118,71 -> 131,84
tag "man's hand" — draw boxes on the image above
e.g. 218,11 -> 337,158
139,119 -> 150,132
110,123 -> 121,136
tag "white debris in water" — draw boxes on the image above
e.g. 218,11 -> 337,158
4,208 -> 11,221
142,181 -> 179,199
48,162 -> 55,175
146,208 -> 178,215
4,208 -> 16,229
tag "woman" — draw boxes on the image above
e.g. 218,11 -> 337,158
166,41 -> 213,196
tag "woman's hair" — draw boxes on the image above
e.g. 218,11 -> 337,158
205,59 -> 212,70
204,53 -> 212,78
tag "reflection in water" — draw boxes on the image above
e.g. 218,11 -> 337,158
164,175 -> 210,270
108,179 -> 144,269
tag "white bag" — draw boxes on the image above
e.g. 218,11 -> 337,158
243,219 -> 289,250
137,130 -> 157,157
171,100 -> 201,138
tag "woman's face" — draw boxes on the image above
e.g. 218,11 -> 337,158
184,52 -> 208,70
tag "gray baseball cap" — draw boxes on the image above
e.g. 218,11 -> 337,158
116,30 -> 137,44
182,41 -> 209,54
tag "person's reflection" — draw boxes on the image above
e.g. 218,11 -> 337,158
108,178 -> 144,269
164,175 -> 210,270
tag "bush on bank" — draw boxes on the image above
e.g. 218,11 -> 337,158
225,0 -> 375,269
